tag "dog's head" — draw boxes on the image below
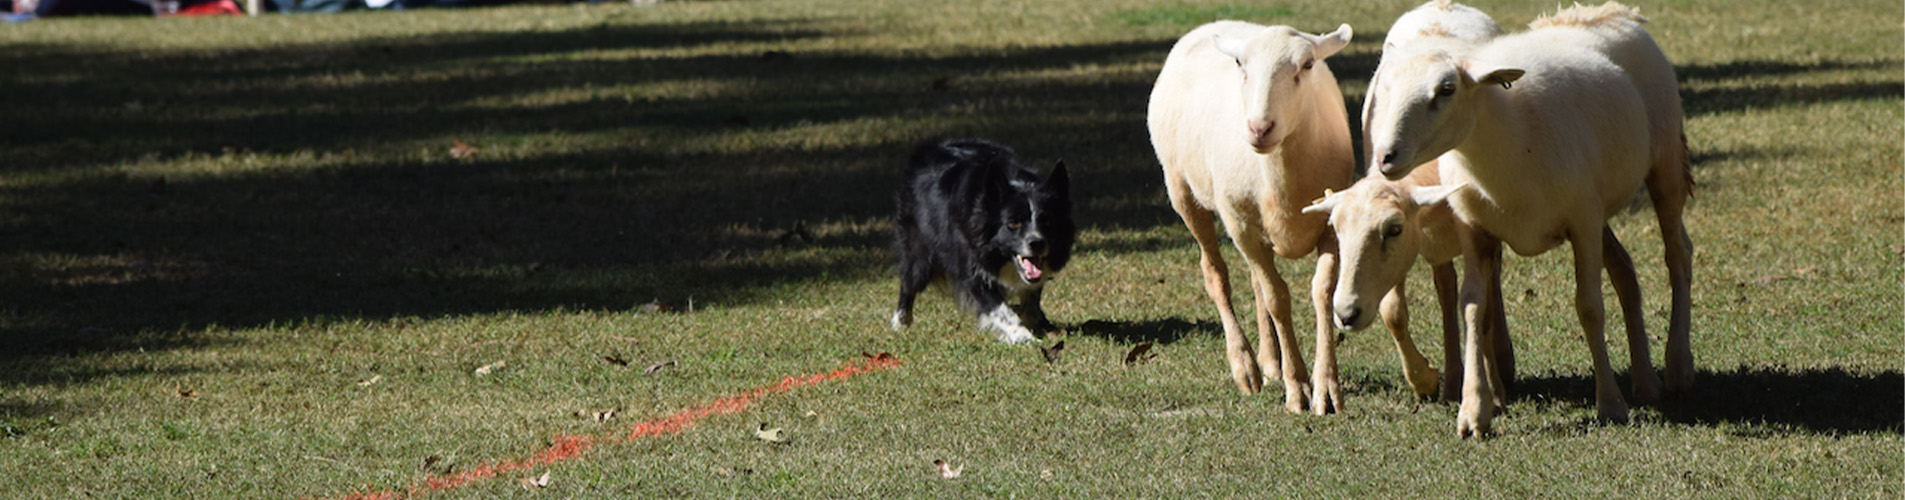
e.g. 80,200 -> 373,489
970,160 -> 1074,284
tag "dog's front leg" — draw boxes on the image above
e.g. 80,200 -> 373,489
967,282 -> 1037,344
1010,287 -> 1051,333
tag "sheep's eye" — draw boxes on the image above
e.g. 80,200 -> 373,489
1435,81 -> 1456,97
1301,59 -> 1315,71
1383,224 -> 1404,239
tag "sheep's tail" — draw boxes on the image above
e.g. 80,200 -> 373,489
1529,1 -> 1648,29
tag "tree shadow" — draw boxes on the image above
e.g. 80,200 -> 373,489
1513,366 -> 1903,435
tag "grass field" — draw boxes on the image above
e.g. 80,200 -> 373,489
1,0 -> 1899,497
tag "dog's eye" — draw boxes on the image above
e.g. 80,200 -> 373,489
1008,222 -> 1023,230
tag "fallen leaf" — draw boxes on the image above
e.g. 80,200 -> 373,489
517,470 -> 550,490
644,360 -> 676,374
933,459 -> 962,479
474,360 -> 507,375
449,140 -> 479,160
1123,342 -> 1157,367
1040,340 -> 1066,364
603,355 -> 630,366
421,455 -> 441,471
803,410 -> 818,419
754,423 -> 788,444
356,375 -> 382,387
1039,468 -> 1054,480
1792,267 -> 1815,276
592,409 -> 616,422
174,386 -> 199,400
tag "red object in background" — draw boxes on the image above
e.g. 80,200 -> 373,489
170,0 -> 242,16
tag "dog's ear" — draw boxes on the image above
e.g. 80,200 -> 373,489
1042,160 -> 1071,200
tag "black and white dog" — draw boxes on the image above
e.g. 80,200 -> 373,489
891,138 -> 1074,343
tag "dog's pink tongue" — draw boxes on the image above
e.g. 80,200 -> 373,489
1021,258 -> 1043,280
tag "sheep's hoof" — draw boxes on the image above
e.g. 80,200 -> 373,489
1596,399 -> 1631,425
1408,365 -> 1441,398
1283,381 -> 1312,414
1228,354 -> 1263,395
1457,398 -> 1493,438
1630,364 -> 1662,405
1311,379 -> 1342,415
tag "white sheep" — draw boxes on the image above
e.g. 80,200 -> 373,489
1362,1 -> 1504,156
1147,21 -> 1356,413
1361,2 -> 1693,436
1302,161 -> 1508,400
1529,2 -> 1696,397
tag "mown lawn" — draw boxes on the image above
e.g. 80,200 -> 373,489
1,0 -> 1899,498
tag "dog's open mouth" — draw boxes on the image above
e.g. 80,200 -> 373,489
1014,255 -> 1046,282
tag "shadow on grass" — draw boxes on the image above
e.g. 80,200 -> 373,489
1070,317 -> 1219,345
0,17 -> 1893,392
1514,366 -> 1904,435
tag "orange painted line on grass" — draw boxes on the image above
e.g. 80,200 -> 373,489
318,352 -> 899,500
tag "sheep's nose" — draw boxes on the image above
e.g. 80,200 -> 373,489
1379,151 -> 1397,166
1248,120 -> 1276,140
1335,306 -> 1363,330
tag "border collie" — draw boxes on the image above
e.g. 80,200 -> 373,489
890,138 -> 1074,343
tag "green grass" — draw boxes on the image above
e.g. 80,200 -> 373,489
1,0 -> 1899,498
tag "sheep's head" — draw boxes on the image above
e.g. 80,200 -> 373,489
1365,51 -> 1522,180
1303,176 -> 1464,330
1212,24 -> 1352,153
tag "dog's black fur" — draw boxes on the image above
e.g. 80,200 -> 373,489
891,138 -> 1074,343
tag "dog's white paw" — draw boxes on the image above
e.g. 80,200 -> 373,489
980,305 -> 1038,343
891,310 -> 912,332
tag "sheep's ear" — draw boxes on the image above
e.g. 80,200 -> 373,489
1409,183 -> 1465,208
1302,190 -> 1344,215
1212,34 -> 1248,61
1464,63 -> 1525,89
1309,24 -> 1353,59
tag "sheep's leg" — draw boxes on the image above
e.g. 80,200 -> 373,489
1648,143 -> 1696,394
1250,273 -> 1282,382
1487,265 -> 1515,397
1602,226 -> 1661,404
1569,226 -> 1630,424
1455,224 -> 1501,438
1232,233 -> 1309,413
1309,237 -> 1344,414
1169,191 -> 1261,395
1432,262 -> 1463,402
1380,281 -> 1440,398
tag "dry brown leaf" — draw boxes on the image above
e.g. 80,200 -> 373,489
644,360 -> 676,374
474,360 -> 507,375
603,355 -> 630,366
933,459 -> 962,479
421,455 -> 441,471
1040,340 -> 1066,364
356,375 -> 382,387
449,140 -> 479,160
517,470 -> 550,490
1123,342 -> 1157,367
174,386 -> 199,400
